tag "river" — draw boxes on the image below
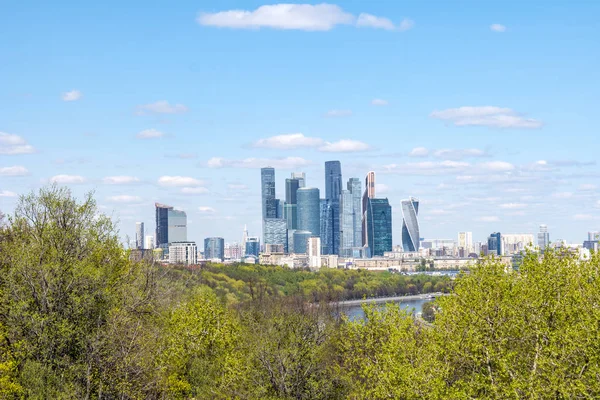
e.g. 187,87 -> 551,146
336,293 -> 443,321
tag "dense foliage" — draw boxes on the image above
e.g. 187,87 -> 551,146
1,186 -> 599,398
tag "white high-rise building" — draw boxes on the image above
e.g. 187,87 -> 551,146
501,234 -> 536,255
225,242 -> 243,260
135,222 -> 144,249
308,236 -> 321,268
458,232 -> 473,253
144,235 -> 154,250
169,242 -> 198,265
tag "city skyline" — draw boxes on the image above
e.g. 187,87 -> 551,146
1,1 -> 599,244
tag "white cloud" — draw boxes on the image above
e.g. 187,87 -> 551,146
0,132 -> 36,155
356,13 -> 395,30
490,24 -> 507,32
0,166 -> 29,176
325,109 -> 352,117
552,192 -> 573,199
0,190 -> 17,197
136,101 -> 188,115
253,133 -> 323,149
430,106 -> 542,129
579,184 -> 597,191
433,148 -> 487,159
198,4 -> 408,32
371,98 -> 389,106
136,129 -> 164,139
158,176 -> 205,187
499,203 -> 527,209
61,90 -> 82,102
382,160 -> 470,175
181,187 -> 209,194
408,147 -> 429,157
106,195 -> 142,203
319,139 -> 370,153
206,156 -> 313,170
398,18 -> 415,32
198,206 -> 216,214
478,161 -> 515,171
477,216 -> 500,222
375,183 -> 390,194
50,174 -> 86,184
102,176 -> 140,185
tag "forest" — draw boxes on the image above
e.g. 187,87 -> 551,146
1,185 -> 599,399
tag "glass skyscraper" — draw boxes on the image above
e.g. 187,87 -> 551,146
488,232 -> 502,256
401,197 -> 420,252
365,198 -> 392,257
284,178 -> 300,230
324,161 -> 342,255
293,230 -> 312,254
261,167 -> 277,242
204,237 -> 225,261
155,203 -> 187,248
245,237 -> 260,257
297,187 -> 320,237
340,177 -> 362,257
264,218 -> 288,251
320,198 -> 331,255
135,222 -> 144,249
361,171 -> 376,247
538,224 -> 550,250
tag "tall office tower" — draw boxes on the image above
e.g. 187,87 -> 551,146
155,203 -> 187,248
324,161 -> 342,255
204,237 -> 225,261
261,167 -> 276,242
284,178 -> 300,229
340,190 -> 354,257
538,225 -> 550,250
169,242 -> 198,265
144,235 -> 154,250
291,172 -> 306,188
401,197 -> 420,252
361,171 -> 376,247
245,237 -> 260,257
293,230 -> 312,254
263,219 -> 288,251
135,222 -> 144,249
308,236 -> 322,268
458,232 -> 473,253
348,178 -> 362,249
365,198 -> 393,257
320,199 -> 331,255
297,187 -> 320,237
487,232 -> 502,256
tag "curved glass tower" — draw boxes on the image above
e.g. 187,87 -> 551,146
401,197 -> 420,252
297,187 -> 320,237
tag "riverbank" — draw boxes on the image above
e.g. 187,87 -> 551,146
334,292 -> 447,307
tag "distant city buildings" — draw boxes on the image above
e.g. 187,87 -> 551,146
169,242 -> 197,265
204,237 -> 225,261
245,237 -> 260,257
155,203 -> 187,255
401,197 -> 420,252
135,222 -> 144,249
297,187 -> 320,237
324,160 -> 342,255
263,218 -> 288,251
365,198 -> 393,257
144,235 -> 154,250
458,232 -> 473,254
487,232 -> 502,256
224,242 -> 243,260
361,171 -> 376,248
538,225 -> 550,250
340,178 -> 362,257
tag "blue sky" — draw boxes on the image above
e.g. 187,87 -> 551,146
1,0 -> 599,245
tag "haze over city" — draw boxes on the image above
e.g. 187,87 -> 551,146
1,1 -> 599,245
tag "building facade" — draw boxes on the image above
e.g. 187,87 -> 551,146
365,198 -> 393,257
155,203 -> 187,249
263,218 -> 288,251
204,237 -> 225,261
340,177 -> 362,257
538,225 -> 550,250
487,232 -> 502,256
361,171 -> 376,247
245,237 -> 260,257
297,187 -> 320,237
261,167 -> 277,242
291,172 -> 306,188
144,235 -> 154,250
401,197 -> 420,252
168,242 -> 198,265
135,222 -> 144,249
324,161 -> 342,255
458,232 -> 473,253
293,230 -> 312,254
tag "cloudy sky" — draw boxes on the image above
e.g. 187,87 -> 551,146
1,1 -> 599,245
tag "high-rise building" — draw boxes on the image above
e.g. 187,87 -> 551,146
285,178 -> 300,204
293,230 -> 312,254
155,203 -> 187,248
401,197 -> 420,252
361,171 -> 376,247
135,222 -> 144,249
502,234 -> 535,255
264,218 -> 288,251
245,237 -> 260,257
538,225 -> 550,250
225,242 -> 243,260
458,232 -> 473,253
261,167 -> 277,241
291,172 -> 306,188
340,178 -> 362,257
297,187 -> 320,237
487,232 -> 502,256
320,199 -> 331,255
144,235 -> 154,250
284,178 -> 300,230
169,242 -> 198,265
324,161 -> 342,255
308,236 -> 322,268
204,237 -> 225,261
365,198 -> 393,257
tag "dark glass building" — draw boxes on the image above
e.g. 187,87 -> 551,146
155,203 -> 171,248
204,237 -> 225,261
365,198 -> 393,257
245,237 -> 260,257
488,232 -> 502,256
324,161 -> 342,255
297,187 -> 320,237
261,167 -> 277,242
401,197 -> 420,252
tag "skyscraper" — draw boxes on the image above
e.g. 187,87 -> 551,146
538,225 -> 550,250
487,232 -> 502,256
284,178 -> 300,230
245,237 -> 260,257
458,232 -> 473,254
155,203 -> 187,248
340,177 -> 362,257
169,242 -> 198,265
324,161 -> 342,255
261,167 -> 276,241
291,172 -> 306,188
144,235 -> 154,250
204,237 -> 225,261
362,171 -> 376,247
320,199 -> 331,255
401,197 -> 420,252
365,198 -> 392,257
263,219 -> 288,251
135,222 -> 144,249
297,187 -> 320,237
